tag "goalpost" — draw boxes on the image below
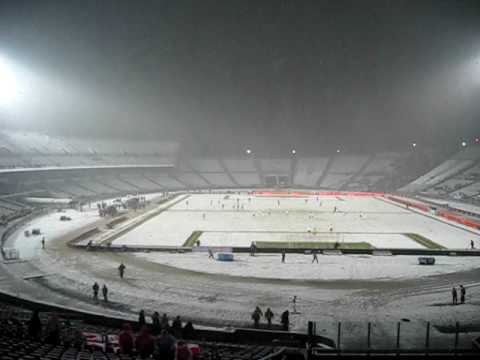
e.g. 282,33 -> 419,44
306,230 -> 344,247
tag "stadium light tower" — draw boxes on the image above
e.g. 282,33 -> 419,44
0,56 -> 18,106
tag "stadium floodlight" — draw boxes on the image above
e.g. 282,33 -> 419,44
412,142 -> 417,148
0,56 -> 18,106
336,149 -> 341,153
246,148 -> 252,155
461,141 -> 467,147
475,137 -> 480,144
291,149 -> 296,155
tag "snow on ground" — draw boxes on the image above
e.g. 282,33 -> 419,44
5,208 -> 100,259
135,252 -> 480,280
84,194 -> 187,246
5,193 -> 171,259
24,197 -> 73,204
113,194 -> 480,249
143,192 -> 168,201
6,242 -> 478,348
2,192 -> 480,348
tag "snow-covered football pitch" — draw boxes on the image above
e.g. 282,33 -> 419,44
113,193 -> 477,250
104,193 -> 480,281
7,192 -> 480,281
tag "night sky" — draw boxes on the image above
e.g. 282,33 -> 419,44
0,0 -> 479,155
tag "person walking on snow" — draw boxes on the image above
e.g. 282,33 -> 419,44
471,240 -> 475,249
118,263 -> 126,279
102,284 -> 109,302
281,250 -> 286,263
252,306 -> 262,328
460,285 -> 466,304
92,282 -> 99,300
281,310 -> 290,331
312,251 -> 319,263
265,308 -> 274,327
250,242 -> 257,256
41,237 -> 45,249
452,287 -> 458,305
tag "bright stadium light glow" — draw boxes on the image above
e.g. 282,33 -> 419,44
245,148 -> 252,155
412,142 -> 417,148
0,56 -> 18,106
291,149 -> 296,155
461,141 -> 467,147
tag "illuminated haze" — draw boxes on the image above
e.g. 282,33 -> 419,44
0,0 -> 479,155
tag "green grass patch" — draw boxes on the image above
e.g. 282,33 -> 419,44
404,233 -> 446,250
255,241 -> 374,250
183,231 -> 203,247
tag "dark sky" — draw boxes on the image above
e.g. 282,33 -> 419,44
0,0 -> 479,155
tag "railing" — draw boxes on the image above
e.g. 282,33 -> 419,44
306,320 -> 479,355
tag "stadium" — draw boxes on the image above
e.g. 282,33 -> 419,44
1,130 -> 479,357
1,0 -> 480,358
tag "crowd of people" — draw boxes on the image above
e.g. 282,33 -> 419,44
20,308 -> 198,360
116,311 -> 197,359
8,309 -> 86,349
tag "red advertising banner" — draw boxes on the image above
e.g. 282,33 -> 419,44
251,191 -> 385,197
